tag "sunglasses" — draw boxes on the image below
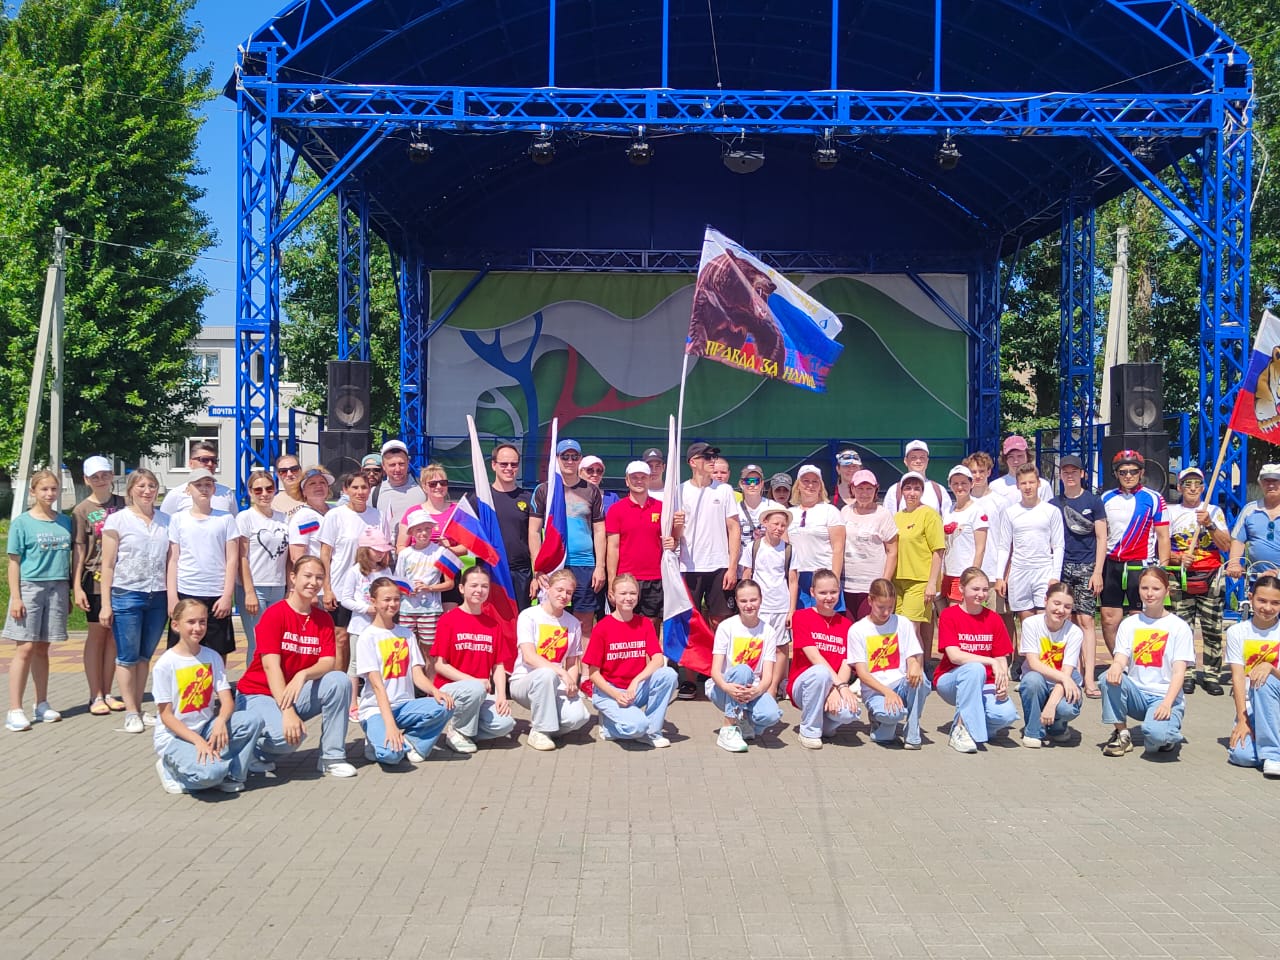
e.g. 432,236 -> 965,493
192,456 -> 218,466
494,460 -> 519,468
559,453 -> 581,462
583,467 -> 604,475
250,485 -> 276,494
277,465 -> 300,474
741,477 -> 761,486
1116,468 -> 1141,478
425,479 -> 448,488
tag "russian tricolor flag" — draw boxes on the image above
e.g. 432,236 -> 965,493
1230,309 -> 1280,443
533,418 -> 568,576
297,517 -> 320,536
440,417 -> 520,638
433,548 -> 462,581
391,579 -> 415,596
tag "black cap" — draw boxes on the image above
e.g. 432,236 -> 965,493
686,441 -> 720,460
1059,455 -> 1084,469
641,447 -> 665,462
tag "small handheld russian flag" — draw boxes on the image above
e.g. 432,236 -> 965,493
391,579 -> 415,596
434,549 -> 462,581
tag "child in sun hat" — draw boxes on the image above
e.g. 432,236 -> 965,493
395,504 -> 459,661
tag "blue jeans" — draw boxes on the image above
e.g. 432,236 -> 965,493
362,698 -> 453,763
1228,675 -> 1280,767
591,666 -> 677,740
1019,669 -> 1083,740
159,712 -> 264,789
863,675 -> 932,745
704,664 -> 783,734
236,670 -> 351,762
1101,674 -> 1185,750
236,584 -> 287,667
935,662 -> 1018,743
791,664 -> 859,739
440,680 -> 516,740
110,589 -> 167,666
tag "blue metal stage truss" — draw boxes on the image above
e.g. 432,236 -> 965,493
232,0 -> 1253,519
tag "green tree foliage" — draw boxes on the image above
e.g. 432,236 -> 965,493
0,0 -> 213,473
279,173 -> 403,437
1000,1 -> 1279,447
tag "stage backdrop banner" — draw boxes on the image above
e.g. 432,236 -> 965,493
425,271 -> 969,485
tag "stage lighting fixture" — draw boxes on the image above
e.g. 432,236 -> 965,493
722,135 -> 765,174
529,126 -> 555,165
406,140 -> 433,163
627,126 -> 653,165
813,130 -> 838,170
936,137 -> 961,171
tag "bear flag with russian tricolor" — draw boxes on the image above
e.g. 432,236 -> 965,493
685,227 -> 843,392
1229,310 -> 1280,442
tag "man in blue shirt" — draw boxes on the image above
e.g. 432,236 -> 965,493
1051,454 -> 1107,698
1227,463 -> 1280,580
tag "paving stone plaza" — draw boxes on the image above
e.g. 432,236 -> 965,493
1,637 -> 1277,960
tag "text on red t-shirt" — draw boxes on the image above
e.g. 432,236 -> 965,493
934,605 -> 1012,685
787,606 -> 853,698
236,600 -> 336,696
582,614 -> 660,689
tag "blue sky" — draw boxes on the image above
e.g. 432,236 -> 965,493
189,1 -> 273,327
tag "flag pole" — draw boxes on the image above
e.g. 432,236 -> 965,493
674,350 -> 690,457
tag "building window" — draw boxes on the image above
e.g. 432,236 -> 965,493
192,351 -> 220,386
252,353 -> 265,385
174,435 -> 221,472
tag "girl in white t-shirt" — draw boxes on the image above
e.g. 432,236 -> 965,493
848,579 -> 930,748
1225,575 -> 1280,775
941,465 -> 989,604
706,579 -> 784,752
335,528 -> 395,719
151,599 -> 263,795
236,470 -> 289,666
1016,583 -> 1084,747
355,579 -> 455,766
1101,567 -> 1195,758
839,471 -> 899,619
509,569 -> 590,750
165,472 -> 238,659
789,466 -> 846,610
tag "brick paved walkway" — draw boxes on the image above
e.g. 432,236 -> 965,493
1,636 -> 1277,959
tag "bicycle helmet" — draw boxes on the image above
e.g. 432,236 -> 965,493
1111,449 -> 1145,471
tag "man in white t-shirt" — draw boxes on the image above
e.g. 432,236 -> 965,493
884,440 -> 953,515
160,442 -> 238,515
994,464 -> 1064,618
990,435 -> 1053,505
677,441 -> 741,699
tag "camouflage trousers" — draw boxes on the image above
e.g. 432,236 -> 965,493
1170,590 -> 1224,673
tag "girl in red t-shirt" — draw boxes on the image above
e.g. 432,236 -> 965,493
431,566 -> 516,753
582,574 -> 677,747
934,567 -> 1016,753
786,569 -> 860,749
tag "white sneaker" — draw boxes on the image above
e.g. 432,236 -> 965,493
248,758 -> 276,774
141,712 -> 157,727
1021,735 -> 1043,748
798,734 -> 823,750
648,733 -> 671,748
405,745 -> 426,763
31,702 -> 61,723
155,758 -> 186,795
716,725 -> 749,753
1263,759 -> 1280,778
123,713 -> 144,734
596,725 -> 614,742
316,757 -> 358,778
217,779 -> 246,793
5,709 -> 31,732
902,740 -> 922,751
443,727 -> 477,754
527,730 -> 556,752
949,719 -> 978,754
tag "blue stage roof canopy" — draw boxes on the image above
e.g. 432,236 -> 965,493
233,0 -> 1247,264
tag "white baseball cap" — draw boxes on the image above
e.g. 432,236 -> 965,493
948,465 -> 973,481
797,464 -> 822,480
904,440 -> 929,455
83,456 -> 112,477
625,460 -> 651,476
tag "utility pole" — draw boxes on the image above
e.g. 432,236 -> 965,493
12,227 -> 66,520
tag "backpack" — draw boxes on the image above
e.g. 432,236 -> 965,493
750,536 -> 792,575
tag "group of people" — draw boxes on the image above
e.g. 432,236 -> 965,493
6,432 -> 1280,794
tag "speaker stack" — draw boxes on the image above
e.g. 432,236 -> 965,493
1102,363 -> 1170,492
319,360 -> 372,484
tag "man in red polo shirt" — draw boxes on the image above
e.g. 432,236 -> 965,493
606,461 -> 682,632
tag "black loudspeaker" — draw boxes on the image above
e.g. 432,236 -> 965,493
326,360 -> 372,431
1102,432 -> 1171,494
319,430 -> 369,484
1109,363 -> 1163,433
